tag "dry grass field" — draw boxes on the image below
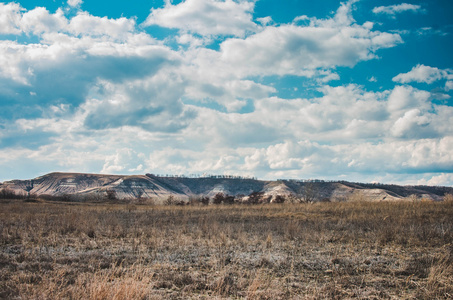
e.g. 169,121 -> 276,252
1,199 -> 452,299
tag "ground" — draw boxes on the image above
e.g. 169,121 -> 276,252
1,200 -> 452,299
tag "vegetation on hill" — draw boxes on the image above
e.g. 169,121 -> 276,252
2,172 -> 453,203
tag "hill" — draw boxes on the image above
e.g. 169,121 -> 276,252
1,172 -> 451,203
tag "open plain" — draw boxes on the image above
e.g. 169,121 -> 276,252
1,199 -> 452,299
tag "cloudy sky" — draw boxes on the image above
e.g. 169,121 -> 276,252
1,0 -> 452,185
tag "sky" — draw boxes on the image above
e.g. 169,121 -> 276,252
0,0 -> 453,185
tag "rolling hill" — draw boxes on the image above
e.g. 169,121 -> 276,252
1,172 -> 451,203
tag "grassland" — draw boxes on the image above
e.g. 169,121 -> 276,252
1,199 -> 452,299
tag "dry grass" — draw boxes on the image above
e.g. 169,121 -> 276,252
1,199 -> 452,299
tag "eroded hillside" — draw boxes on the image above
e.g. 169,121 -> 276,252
1,172 -> 452,203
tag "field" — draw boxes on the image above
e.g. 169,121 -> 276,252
1,199 -> 452,299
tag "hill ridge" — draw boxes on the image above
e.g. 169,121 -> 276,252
1,172 -> 452,203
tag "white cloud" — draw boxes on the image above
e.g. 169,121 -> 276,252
81,71 -> 196,132
184,77 -> 276,112
176,33 -> 209,48
68,12 -> 136,40
391,109 -> 432,138
0,4 -> 139,40
422,174 -> 453,186
416,27 -> 448,37
144,0 -> 258,37
149,136 -> 453,181
101,148 -> 146,174
217,3 -> 402,77
0,8 -> 168,88
2,82 -> 453,182
181,84 -> 449,150
256,16 -> 272,26
372,3 -> 424,16
387,85 -> 431,112
393,64 -> 453,84
259,137 -> 453,178
446,81 -> 453,91
0,4 -> 68,36
68,0 -> 83,8
317,71 -> 340,83
21,7 -> 68,35
0,2 -> 23,34
293,15 -> 309,23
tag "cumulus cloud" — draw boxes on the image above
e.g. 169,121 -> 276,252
0,4 -> 68,35
393,64 -> 453,84
2,80 -> 453,183
68,0 -> 83,8
82,71 -> 196,132
143,0 -> 258,37
422,173 -> 453,186
0,4 -> 140,39
0,4 -> 175,118
101,148 -> 145,173
256,16 -> 272,26
218,2 -> 402,77
68,12 -> 136,40
182,84 -> 449,150
391,109 -> 433,139
175,0 -> 401,108
136,135 -> 453,182
0,38 -> 175,116
372,3 -> 424,16
246,137 -> 453,179
446,81 -> 453,91
0,2 -> 24,34
21,7 -> 68,35
176,33 -> 210,48
387,85 -> 431,112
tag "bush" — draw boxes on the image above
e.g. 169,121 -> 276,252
212,193 -> 235,205
105,190 -> 117,201
201,196 -> 210,205
164,195 -> 185,205
273,195 -> 286,203
213,193 -> 225,205
0,188 -> 23,199
247,191 -> 264,204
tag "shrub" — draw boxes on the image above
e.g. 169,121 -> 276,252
105,189 -> 117,201
0,188 -> 25,200
201,196 -> 210,205
247,191 -> 264,204
213,193 -> 225,205
212,193 -> 235,205
273,195 -> 286,203
164,195 -> 185,205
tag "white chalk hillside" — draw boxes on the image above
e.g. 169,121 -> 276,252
1,172 -> 451,203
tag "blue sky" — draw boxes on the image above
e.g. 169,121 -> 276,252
1,0 -> 453,185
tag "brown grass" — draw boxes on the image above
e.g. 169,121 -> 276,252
1,199 -> 452,299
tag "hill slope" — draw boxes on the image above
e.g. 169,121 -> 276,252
1,172 -> 451,203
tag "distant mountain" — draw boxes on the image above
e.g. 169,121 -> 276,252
1,172 -> 452,203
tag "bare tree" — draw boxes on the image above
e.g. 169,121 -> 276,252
106,189 -> 117,201
213,193 -> 225,204
201,196 -> 210,205
300,182 -> 317,203
273,195 -> 286,203
247,191 -> 264,204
